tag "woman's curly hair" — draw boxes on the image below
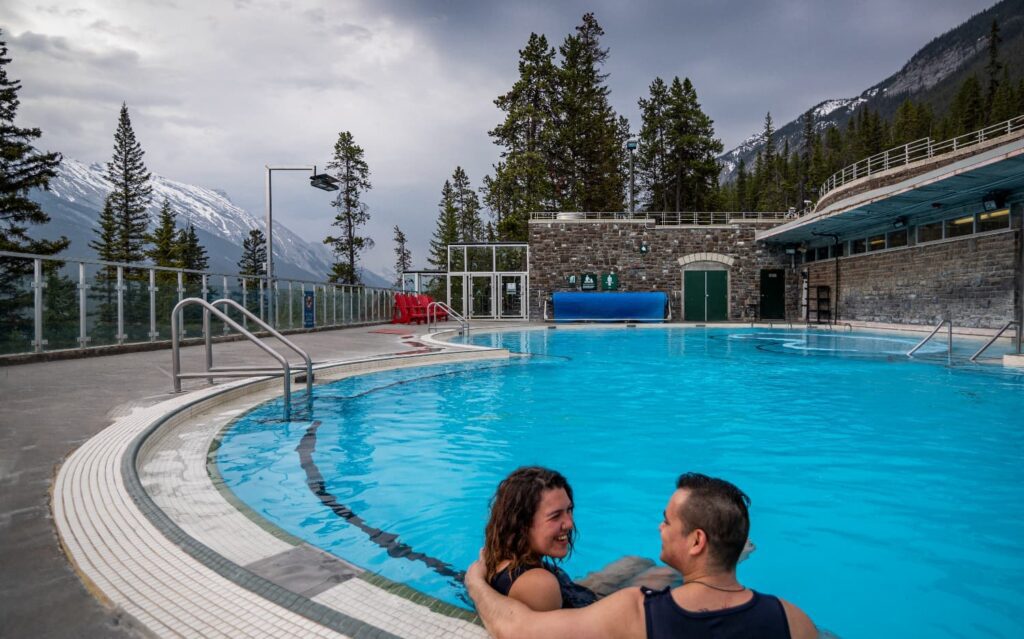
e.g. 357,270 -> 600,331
483,466 -> 575,582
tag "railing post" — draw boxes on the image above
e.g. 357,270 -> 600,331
321,285 -> 327,327
32,258 -> 44,353
332,285 -> 337,326
288,281 -> 294,328
116,265 -> 125,345
258,278 -> 264,321
241,278 -> 248,329
203,306 -> 213,384
148,269 -> 157,341
222,276 -> 231,335
177,271 -> 185,336
78,263 -> 89,348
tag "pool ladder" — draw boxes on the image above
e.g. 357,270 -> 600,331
426,301 -> 469,334
171,297 -> 313,417
907,319 -> 952,357
969,320 -> 1020,362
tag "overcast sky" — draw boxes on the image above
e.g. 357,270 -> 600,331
2,0 -> 997,276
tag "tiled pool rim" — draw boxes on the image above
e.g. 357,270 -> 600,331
53,348 -> 508,638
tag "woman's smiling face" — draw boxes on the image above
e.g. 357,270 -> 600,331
528,487 -> 574,559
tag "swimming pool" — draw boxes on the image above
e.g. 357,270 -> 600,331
216,327 -> 1024,638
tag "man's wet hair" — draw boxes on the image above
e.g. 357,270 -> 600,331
675,473 -> 751,570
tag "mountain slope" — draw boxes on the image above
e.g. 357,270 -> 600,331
28,158 -> 391,287
719,0 -> 1024,182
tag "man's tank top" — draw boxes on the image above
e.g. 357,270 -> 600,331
489,561 -> 598,609
642,585 -> 791,639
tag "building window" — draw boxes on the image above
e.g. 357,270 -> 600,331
946,215 -> 974,238
851,238 -> 867,254
868,234 -> 886,251
918,221 -> 943,243
834,242 -> 846,257
888,229 -> 908,248
977,208 -> 1010,233
816,246 -> 829,260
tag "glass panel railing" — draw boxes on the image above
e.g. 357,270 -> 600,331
154,271 -> 178,341
0,256 -> 35,355
123,267 -> 150,343
86,264 -> 119,347
180,275 -> 205,339
206,276 -> 228,335
42,261 -> 79,351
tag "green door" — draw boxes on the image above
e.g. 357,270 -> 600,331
683,270 -> 728,321
706,271 -> 727,321
684,271 -> 705,321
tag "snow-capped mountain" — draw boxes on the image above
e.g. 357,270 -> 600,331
29,158 -> 390,286
718,0 -> 1023,183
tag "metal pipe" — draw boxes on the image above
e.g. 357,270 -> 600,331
116,265 -> 125,344
33,258 -> 43,353
203,307 -> 213,384
78,263 -> 88,348
149,269 -> 157,341
908,319 -> 948,356
211,298 -> 313,395
970,320 -> 1019,361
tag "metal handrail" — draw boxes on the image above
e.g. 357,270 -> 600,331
969,320 -> 1020,362
209,298 -> 313,393
817,114 -> 1024,206
171,297 -> 292,415
427,301 -> 468,334
907,319 -> 952,356
529,211 -> 789,226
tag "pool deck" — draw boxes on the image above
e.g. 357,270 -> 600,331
1,319 -> 1017,638
0,322 -> 505,639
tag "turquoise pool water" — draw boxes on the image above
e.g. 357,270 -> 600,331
216,328 -> 1024,638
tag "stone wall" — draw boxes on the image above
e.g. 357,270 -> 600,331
806,229 -> 1021,328
527,221 -> 798,321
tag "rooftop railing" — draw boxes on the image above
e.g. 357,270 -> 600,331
0,250 -> 395,358
530,211 -> 789,226
816,114 -> 1024,207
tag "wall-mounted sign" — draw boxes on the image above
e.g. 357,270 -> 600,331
567,274 -> 579,287
601,272 -> 619,291
581,273 -> 598,291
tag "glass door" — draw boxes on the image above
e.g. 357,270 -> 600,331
498,275 -> 524,319
470,275 -> 494,319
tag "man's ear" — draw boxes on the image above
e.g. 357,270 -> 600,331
688,528 -> 708,557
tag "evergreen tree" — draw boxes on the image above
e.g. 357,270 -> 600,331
0,31 -> 69,345
637,77 -> 672,211
949,76 -> 984,135
176,223 -> 208,276
755,113 -> 783,211
486,33 -> 559,239
97,103 -> 152,265
798,110 -> 815,207
392,225 -> 411,286
553,13 -> 626,212
734,159 -> 749,211
323,131 -> 373,285
451,166 -> 482,241
985,19 -> 1003,116
237,228 -> 267,277
429,180 -> 459,270
989,68 -> 1016,123
664,77 -> 722,211
145,199 -> 179,268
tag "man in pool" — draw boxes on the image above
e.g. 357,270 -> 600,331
465,472 -> 818,639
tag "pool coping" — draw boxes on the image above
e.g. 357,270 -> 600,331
53,347 -> 508,638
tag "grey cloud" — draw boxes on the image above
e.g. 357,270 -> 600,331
88,20 -> 142,39
11,31 -> 140,69
332,23 -> 372,40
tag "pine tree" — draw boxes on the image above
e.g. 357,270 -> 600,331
392,225 -> 411,286
429,180 -> 459,270
989,68 -> 1016,124
323,131 -> 373,285
553,13 -> 626,212
176,223 -> 208,278
0,31 -> 69,345
985,19 -> 1003,117
145,199 -> 179,267
949,76 -> 984,135
755,113 -> 783,211
664,77 -> 722,212
486,33 -> 559,238
735,159 -> 749,211
237,229 -> 267,277
451,166 -> 482,241
98,103 -> 152,265
637,77 -> 672,211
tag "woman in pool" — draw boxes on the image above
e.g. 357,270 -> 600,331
482,466 -> 598,611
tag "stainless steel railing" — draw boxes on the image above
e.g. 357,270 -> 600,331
969,320 -> 1020,362
529,211 -> 789,226
907,319 -> 952,357
427,301 -> 469,334
172,297 -> 301,417
817,114 -> 1024,206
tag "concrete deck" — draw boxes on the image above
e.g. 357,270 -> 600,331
0,322 -> 498,638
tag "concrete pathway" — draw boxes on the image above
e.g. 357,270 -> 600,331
0,323 -> 476,638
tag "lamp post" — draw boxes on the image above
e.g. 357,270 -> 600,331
626,139 -> 638,214
264,165 -> 339,327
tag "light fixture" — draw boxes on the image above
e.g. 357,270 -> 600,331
892,216 -> 907,229
310,173 -> 340,191
982,191 -> 1006,212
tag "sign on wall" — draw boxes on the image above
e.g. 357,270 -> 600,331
303,290 -> 315,328
601,273 -> 619,291
581,273 -> 598,291
567,274 -> 579,287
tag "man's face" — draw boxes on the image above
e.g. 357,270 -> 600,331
658,489 -> 690,567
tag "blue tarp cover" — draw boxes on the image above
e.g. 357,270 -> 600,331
552,292 -> 667,322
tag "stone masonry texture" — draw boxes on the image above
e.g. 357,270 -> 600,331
527,221 -> 798,321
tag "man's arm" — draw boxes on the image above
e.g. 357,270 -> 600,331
465,556 -> 645,639
780,599 -> 819,639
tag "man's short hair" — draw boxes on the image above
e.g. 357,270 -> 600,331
675,473 -> 751,570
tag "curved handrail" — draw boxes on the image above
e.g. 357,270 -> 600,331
171,297 -> 291,413
907,319 -> 951,357
969,320 -> 1019,362
817,115 -> 1024,207
427,301 -> 468,334
210,298 -> 313,394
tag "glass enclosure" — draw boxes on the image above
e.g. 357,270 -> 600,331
446,243 -> 529,320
